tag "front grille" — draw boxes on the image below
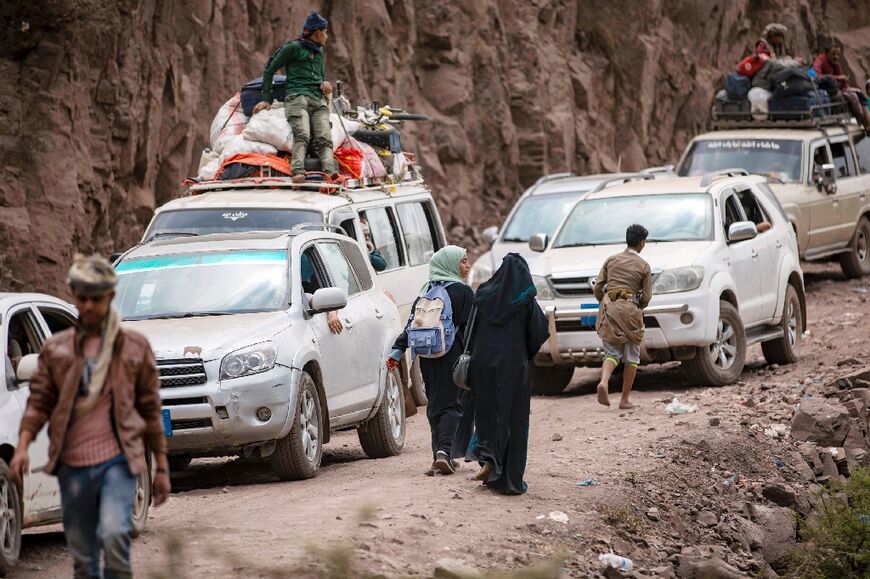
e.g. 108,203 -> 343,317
172,418 -> 213,431
156,358 -> 207,388
162,396 -> 208,406
550,275 -> 595,297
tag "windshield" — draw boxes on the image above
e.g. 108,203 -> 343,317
554,194 -> 713,247
502,192 -> 588,242
144,209 -> 322,241
677,139 -> 803,183
114,251 -> 288,320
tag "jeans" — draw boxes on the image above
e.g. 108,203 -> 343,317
58,454 -> 137,579
285,93 -> 336,175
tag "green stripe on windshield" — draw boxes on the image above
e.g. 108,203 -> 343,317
116,251 -> 286,273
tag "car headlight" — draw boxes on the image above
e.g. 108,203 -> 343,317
468,261 -> 493,289
652,266 -> 705,294
532,275 -> 555,300
220,341 -> 278,380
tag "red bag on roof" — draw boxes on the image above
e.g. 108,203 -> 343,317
736,53 -> 768,78
334,142 -> 365,179
215,153 -> 292,180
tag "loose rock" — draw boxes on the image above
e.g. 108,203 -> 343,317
790,399 -> 851,447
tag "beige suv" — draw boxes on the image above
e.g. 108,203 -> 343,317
677,122 -> 870,277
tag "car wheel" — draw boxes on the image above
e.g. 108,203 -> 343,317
269,371 -> 322,480
130,452 -> 152,538
0,460 -> 22,575
531,365 -> 574,395
168,455 -> 192,472
761,285 -> 803,365
358,368 -> 406,458
684,300 -> 746,386
409,356 -> 427,406
839,217 -> 870,278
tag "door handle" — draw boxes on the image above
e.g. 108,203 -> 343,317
775,240 -> 783,248
342,318 -> 354,329
750,249 -> 759,258
374,308 -> 384,318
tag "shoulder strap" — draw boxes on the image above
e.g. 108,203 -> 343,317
461,306 -> 477,355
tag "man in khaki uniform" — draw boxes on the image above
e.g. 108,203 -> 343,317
592,224 -> 652,409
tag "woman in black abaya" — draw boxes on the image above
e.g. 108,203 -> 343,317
466,253 -> 549,495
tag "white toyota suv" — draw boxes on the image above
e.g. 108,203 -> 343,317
112,227 -> 405,480
528,171 -> 807,394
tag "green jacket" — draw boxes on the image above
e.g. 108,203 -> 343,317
262,40 -> 325,102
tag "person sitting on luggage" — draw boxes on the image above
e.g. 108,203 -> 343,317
253,11 -> 338,183
755,23 -> 788,59
813,43 -> 870,133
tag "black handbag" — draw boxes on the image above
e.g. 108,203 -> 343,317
452,306 -> 477,390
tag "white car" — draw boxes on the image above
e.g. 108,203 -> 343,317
113,227 -> 405,480
0,294 -> 152,574
468,169 -> 674,289
528,172 -> 807,394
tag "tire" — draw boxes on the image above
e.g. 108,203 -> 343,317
762,285 -> 803,365
358,369 -> 406,458
531,365 -> 574,395
0,460 -> 22,575
839,217 -> 870,278
168,455 -> 191,472
269,372 -> 323,481
409,356 -> 427,406
130,452 -> 152,538
683,300 -> 746,386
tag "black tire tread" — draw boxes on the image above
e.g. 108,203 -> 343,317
761,285 -> 802,365
683,300 -> 746,386
269,372 -> 321,481
0,460 -> 22,575
130,452 -> 152,538
358,369 -> 405,459
839,217 -> 870,278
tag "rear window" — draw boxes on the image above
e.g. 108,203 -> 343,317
144,208 -> 322,240
678,139 -> 803,183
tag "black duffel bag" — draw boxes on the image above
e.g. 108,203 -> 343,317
771,66 -> 814,98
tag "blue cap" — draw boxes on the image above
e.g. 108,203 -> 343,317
303,11 -> 328,31
808,67 -> 817,78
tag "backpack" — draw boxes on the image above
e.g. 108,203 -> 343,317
725,72 -> 751,101
406,282 -> 457,358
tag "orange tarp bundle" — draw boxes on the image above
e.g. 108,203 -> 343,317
215,153 -> 293,179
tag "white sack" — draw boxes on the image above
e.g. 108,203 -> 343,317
197,149 -> 220,180
330,114 -> 362,151
243,106 -> 294,152
748,87 -> 772,120
210,93 -> 249,155
218,135 -> 278,162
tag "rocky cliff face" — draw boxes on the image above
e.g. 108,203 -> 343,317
2,0 -> 869,293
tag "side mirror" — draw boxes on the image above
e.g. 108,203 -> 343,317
727,221 -> 758,243
15,354 -> 39,385
109,252 -> 123,264
481,226 -> 499,246
309,287 -> 348,314
529,233 -> 548,253
821,163 -> 837,195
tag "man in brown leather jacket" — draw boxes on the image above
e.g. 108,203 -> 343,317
10,254 -> 170,579
593,225 -> 652,409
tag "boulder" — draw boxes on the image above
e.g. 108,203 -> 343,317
676,556 -> 743,579
751,505 -> 796,571
434,558 -> 482,579
762,482 -> 797,507
790,399 -> 851,447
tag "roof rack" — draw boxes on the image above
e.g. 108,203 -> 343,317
291,222 -> 347,235
531,172 -> 576,188
640,165 -> 674,175
184,176 -> 428,199
589,173 -> 655,193
710,100 -> 853,130
700,168 -> 750,187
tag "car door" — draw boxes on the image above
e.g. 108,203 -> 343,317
721,191 -> 764,323
735,187 -> 781,321
357,205 -> 414,315
828,136 -> 863,246
395,199 -> 443,315
807,140 -> 843,250
847,131 -> 870,225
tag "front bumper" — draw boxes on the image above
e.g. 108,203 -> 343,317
160,362 -> 299,454
536,290 -> 713,366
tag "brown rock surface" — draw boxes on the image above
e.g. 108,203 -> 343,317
2,1 -> 870,291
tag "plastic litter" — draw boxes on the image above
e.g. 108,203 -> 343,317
576,479 -> 598,487
548,511 -> 569,524
764,424 -> 790,439
859,514 -> 870,525
599,553 -> 633,571
722,474 -> 737,487
665,398 -> 698,415
773,457 -> 786,470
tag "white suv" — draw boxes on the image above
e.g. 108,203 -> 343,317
113,228 -> 405,480
528,172 -> 807,394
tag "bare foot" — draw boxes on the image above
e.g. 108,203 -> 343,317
596,383 -> 611,406
619,400 -> 636,410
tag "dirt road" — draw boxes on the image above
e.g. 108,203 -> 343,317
10,263 -> 870,578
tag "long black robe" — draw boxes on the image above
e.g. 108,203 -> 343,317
465,254 -> 549,494
393,282 -> 473,458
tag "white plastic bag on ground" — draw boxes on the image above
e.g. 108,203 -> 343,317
218,135 -> 277,162
665,398 -> 698,415
210,93 -> 249,155
748,87 -> 772,120
197,149 -> 221,181
243,106 -> 294,152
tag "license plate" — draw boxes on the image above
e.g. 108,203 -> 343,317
580,303 -> 598,328
162,408 -> 173,437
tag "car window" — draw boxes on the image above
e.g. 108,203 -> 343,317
723,193 -> 745,233
853,133 -> 870,174
677,139 -> 802,183
397,202 -> 437,266
301,247 -> 330,297
811,144 -> 830,184
755,183 -> 789,222
37,307 -> 76,335
502,192 -> 584,242
735,188 -> 769,228
359,207 -> 404,270
829,141 -> 855,179
340,239 -> 373,291
317,242 -> 361,297
6,309 -> 42,374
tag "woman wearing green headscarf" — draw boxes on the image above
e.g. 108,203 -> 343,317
388,245 -> 473,476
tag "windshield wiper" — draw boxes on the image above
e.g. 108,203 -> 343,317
144,231 -> 199,241
129,311 -> 232,320
555,242 -> 598,248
